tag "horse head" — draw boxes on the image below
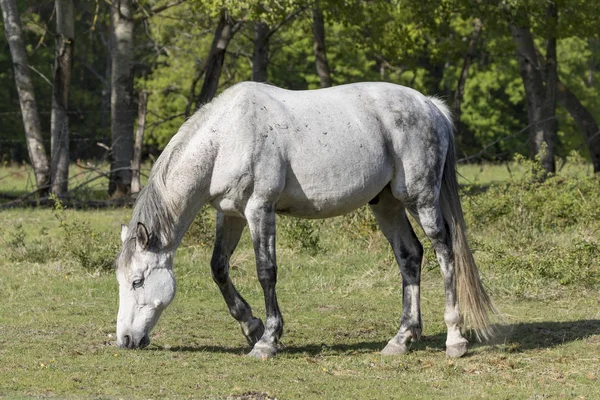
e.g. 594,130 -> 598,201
115,222 -> 176,349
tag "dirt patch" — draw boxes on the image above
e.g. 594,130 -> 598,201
227,392 -> 277,400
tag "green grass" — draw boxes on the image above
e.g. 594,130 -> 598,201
0,162 -> 152,201
0,161 -> 599,399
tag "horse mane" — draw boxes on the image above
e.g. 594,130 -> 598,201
119,104 -> 215,262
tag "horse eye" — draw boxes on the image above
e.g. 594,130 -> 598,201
132,278 -> 145,289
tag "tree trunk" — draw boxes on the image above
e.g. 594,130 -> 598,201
453,18 -> 482,149
539,3 -> 558,173
557,82 -> 600,173
533,43 -> 600,174
51,0 -> 75,196
252,21 -> 269,82
100,29 -> 112,135
131,91 -> 148,194
109,0 -> 135,197
1,0 -> 50,192
195,9 -> 242,109
312,3 -> 331,88
510,17 -> 556,174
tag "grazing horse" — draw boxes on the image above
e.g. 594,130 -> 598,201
115,81 -> 496,359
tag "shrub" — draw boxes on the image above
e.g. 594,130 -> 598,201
462,156 -> 600,292
52,196 -> 119,272
182,205 -> 215,248
3,224 -> 59,263
280,217 -> 323,255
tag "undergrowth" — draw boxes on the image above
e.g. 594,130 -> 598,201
3,223 -> 59,263
52,196 -> 119,272
463,154 -> 600,294
2,197 -> 119,272
2,156 -> 598,293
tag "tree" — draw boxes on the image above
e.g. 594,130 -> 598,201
252,20 -> 270,82
1,0 -> 50,191
558,81 -> 600,172
251,3 -> 307,83
312,0 -> 331,88
108,0 -> 187,196
510,2 -> 558,174
51,0 -> 75,196
195,9 -> 244,109
453,18 -> 482,149
108,0 -> 135,197
131,90 -> 148,194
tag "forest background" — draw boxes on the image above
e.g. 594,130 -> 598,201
1,0 -> 600,199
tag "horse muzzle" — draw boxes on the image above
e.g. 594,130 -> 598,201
117,332 -> 150,349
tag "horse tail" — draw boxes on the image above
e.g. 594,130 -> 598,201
430,97 -> 497,341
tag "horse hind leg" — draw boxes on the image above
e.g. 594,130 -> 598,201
211,212 -> 265,346
370,187 -> 424,355
416,203 -> 469,358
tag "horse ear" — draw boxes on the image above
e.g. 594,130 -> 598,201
120,224 -> 129,244
136,222 -> 150,250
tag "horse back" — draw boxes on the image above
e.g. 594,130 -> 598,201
208,82 -> 450,218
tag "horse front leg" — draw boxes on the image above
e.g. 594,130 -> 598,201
245,201 -> 283,359
211,212 -> 265,346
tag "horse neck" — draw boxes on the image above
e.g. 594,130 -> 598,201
158,142 -> 215,250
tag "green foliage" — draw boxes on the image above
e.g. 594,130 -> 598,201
2,223 -> 58,263
2,0 -> 599,165
51,196 -> 119,272
465,154 -> 600,233
181,205 -> 215,248
336,206 -> 379,243
462,155 -> 600,294
280,217 -> 323,255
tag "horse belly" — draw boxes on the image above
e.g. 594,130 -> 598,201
275,151 -> 392,219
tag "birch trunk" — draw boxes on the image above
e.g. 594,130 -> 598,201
109,0 -> 135,197
1,0 -> 50,192
51,0 -> 75,196
131,91 -> 148,194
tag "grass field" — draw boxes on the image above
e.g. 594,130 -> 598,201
0,161 -> 599,399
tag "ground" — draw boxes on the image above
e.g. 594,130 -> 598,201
0,162 -> 598,399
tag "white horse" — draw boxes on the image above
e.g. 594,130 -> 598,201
116,81 -> 496,359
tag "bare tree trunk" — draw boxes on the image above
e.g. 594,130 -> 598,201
532,44 -> 600,173
1,0 -> 50,192
195,9 -> 243,109
131,91 -> 148,194
100,30 -> 112,134
252,21 -> 269,82
109,0 -> 135,197
453,18 -> 482,149
51,0 -> 75,196
511,15 -> 557,174
539,3 -> 558,173
557,81 -> 600,173
312,2 -> 331,88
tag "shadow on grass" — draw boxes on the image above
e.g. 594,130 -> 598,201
150,319 -> 600,356
488,319 -> 600,351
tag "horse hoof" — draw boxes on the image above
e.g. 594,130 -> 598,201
247,344 -> 277,360
446,341 -> 468,358
381,341 -> 410,355
242,317 -> 265,346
